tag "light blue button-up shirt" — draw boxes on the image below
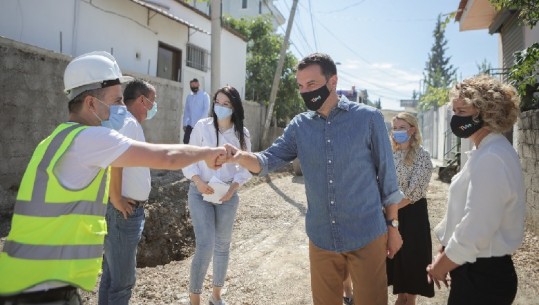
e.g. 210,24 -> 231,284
182,91 -> 210,127
256,97 -> 403,252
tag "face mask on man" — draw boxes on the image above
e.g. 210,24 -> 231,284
450,114 -> 483,138
142,96 -> 158,120
214,104 -> 233,120
191,86 -> 199,93
92,98 -> 128,131
300,83 -> 330,111
392,130 -> 410,144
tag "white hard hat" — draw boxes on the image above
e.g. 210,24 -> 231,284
64,51 -> 133,100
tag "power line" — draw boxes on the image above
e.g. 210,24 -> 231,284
307,0 -> 318,51
320,0 -> 368,15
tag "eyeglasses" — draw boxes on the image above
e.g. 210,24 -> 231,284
142,95 -> 156,108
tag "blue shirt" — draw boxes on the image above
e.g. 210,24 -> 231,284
256,97 -> 403,252
182,91 -> 210,127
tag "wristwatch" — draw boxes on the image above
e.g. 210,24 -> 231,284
386,218 -> 399,228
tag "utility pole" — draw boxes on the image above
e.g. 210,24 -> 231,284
210,0 -> 221,95
261,0 -> 299,148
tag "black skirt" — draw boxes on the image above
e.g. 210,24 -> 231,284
387,198 -> 435,297
448,255 -> 517,305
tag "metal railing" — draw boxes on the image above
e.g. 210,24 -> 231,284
439,128 -> 461,182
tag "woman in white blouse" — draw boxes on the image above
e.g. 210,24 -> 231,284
182,86 -> 252,305
427,75 -> 525,305
387,112 -> 434,305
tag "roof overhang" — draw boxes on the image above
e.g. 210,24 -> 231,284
455,0 -> 497,31
130,0 -> 210,35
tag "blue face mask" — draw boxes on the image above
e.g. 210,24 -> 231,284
214,104 -> 233,120
93,98 -> 128,131
392,130 -> 410,144
143,96 -> 158,120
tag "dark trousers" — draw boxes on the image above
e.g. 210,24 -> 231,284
0,286 -> 81,305
183,125 -> 193,144
448,255 -> 517,305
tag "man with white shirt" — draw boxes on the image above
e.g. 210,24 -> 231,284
98,79 -> 157,305
182,78 -> 210,144
0,52 -> 225,304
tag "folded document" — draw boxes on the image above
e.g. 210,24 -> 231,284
202,176 -> 230,204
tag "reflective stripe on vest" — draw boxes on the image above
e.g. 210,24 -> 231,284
3,241 -> 103,260
13,124 -> 107,217
0,123 -> 110,294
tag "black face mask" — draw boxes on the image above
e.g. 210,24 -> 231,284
450,114 -> 483,138
191,87 -> 199,93
300,83 -> 330,111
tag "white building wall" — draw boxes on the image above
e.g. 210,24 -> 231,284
0,0 -> 246,96
220,29 -> 247,97
157,0 -> 247,99
74,0 -> 177,77
0,0 -> 75,54
524,25 -> 539,48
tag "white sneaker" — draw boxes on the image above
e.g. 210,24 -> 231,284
209,296 -> 226,305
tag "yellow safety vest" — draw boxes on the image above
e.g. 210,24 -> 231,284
0,123 -> 110,294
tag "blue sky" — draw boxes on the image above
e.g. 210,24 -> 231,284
273,0 -> 499,110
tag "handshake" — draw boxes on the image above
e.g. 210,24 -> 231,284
204,143 -> 245,170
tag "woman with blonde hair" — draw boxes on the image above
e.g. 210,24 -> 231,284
427,75 -> 525,305
386,112 -> 434,305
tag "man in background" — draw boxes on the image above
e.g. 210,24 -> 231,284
98,79 -> 157,305
182,78 -> 210,144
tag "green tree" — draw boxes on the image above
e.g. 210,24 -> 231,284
224,16 -> 304,127
419,14 -> 457,110
476,59 -> 492,75
489,0 -> 539,27
488,0 -> 539,110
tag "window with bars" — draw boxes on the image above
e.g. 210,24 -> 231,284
186,43 -> 208,72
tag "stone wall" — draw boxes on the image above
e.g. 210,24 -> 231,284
518,109 -> 539,235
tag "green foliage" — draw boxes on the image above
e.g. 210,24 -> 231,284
224,16 -> 305,127
507,43 -> 539,110
419,86 -> 450,111
489,0 -> 539,28
419,14 -> 457,110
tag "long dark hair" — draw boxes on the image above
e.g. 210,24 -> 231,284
211,86 -> 247,150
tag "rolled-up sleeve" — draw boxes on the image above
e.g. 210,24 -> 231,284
370,111 -> 404,207
233,132 -> 253,185
256,123 -> 298,176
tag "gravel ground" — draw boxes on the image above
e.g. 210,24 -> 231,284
77,171 -> 539,305
2,170 -> 537,304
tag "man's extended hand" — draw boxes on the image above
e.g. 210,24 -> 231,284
223,143 -> 240,163
386,228 -> 403,259
204,147 -> 227,170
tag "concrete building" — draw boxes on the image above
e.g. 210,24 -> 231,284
0,0 -> 248,100
184,0 -> 285,30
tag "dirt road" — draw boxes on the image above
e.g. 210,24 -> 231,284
80,172 -> 539,304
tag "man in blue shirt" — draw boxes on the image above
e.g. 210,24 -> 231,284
225,53 -> 403,305
182,78 -> 210,144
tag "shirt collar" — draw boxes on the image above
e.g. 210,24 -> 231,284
306,95 -> 351,118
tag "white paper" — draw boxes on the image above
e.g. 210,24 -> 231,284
202,176 -> 230,204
